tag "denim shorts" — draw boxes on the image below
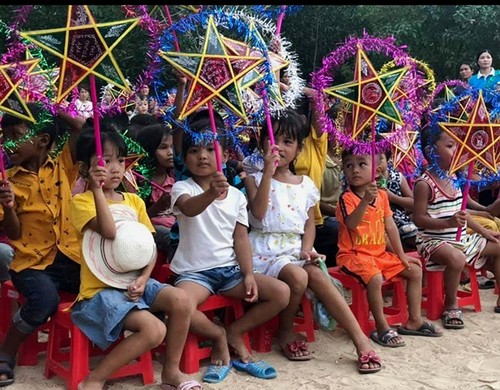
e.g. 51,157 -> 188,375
71,278 -> 168,350
174,265 -> 243,295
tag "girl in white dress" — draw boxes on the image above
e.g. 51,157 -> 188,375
245,108 -> 381,374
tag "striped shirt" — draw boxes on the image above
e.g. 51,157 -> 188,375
415,172 -> 466,244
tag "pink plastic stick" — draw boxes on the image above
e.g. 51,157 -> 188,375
275,6 -> 287,36
164,6 -> 180,52
89,75 -> 104,168
371,118 -> 376,181
132,170 -> 167,193
456,162 -> 474,242
207,101 -> 222,172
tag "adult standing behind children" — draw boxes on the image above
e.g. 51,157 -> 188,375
468,49 -> 500,95
169,111 -> 290,383
0,103 -> 85,386
336,148 -> 442,348
413,127 -> 500,326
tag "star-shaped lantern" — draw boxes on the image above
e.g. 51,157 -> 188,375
439,90 -> 499,174
323,45 -> 408,139
0,58 -> 40,122
381,128 -> 419,170
19,48 -> 60,102
158,15 -> 266,122
432,85 -> 471,123
20,5 -> 139,103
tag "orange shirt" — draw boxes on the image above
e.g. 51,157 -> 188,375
0,143 -> 81,272
336,188 -> 393,259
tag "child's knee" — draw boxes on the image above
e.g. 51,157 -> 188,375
285,267 -> 308,295
143,318 -> 167,348
271,279 -> 291,308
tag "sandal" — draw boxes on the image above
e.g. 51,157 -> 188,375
370,328 -> 406,348
279,339 -> 312,361
357,350 -> 382,374
0,352 -> 15,387
442,308 -> 465,329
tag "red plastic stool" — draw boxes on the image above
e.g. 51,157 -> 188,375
0,281 -> 76,366
44,302 -> 155,390
249,294 -> 316,353
407,251 -> 482,320
153,264 -> 252,374
179,295 -> 252,374
327,267 -> 408,336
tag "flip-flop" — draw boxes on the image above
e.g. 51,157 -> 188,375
279,339 -> 312,361
0,352 -> 15,387
477,275 -> 496,290
202,363 -> 232,383
397,321 -> 443,337
232,359 -> 277,379
160,379 -> 202,390
442,309 -> 465,329
494,306 -> 500,314
370,329 -> 406,348
357,350 -> 382,374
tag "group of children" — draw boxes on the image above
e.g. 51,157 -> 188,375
1,85 -> 500,390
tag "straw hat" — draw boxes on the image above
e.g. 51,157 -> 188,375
82,218 -> 157,289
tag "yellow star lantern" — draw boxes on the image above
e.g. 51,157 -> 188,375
432,85 -> 471,123
0,59 -> 39,122
20,5 -> 139,103
381,128 -> 419,170
324,45 -> 408,139
19,48 -> 60,102
439,90 -> 499,174
158,15 -> 266,122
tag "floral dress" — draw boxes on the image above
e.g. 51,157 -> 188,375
248,172 -> 319,278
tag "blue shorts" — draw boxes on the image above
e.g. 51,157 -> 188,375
71,278 -> 168,350
174,265 -> 243,295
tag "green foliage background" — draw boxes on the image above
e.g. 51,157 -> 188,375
0,5 -> 498,89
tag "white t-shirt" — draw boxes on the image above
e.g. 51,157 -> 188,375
170,177 -> 248,274
75,99 -> 93,119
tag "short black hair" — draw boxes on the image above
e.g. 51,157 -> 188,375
181,109 -> 226,159
1,102 -> 63,149
136,123 -> 172,161
76,121 -> 127,168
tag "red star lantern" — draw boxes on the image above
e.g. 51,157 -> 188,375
439,90 -> 499,174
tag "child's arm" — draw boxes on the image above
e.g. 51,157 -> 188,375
175,172 -> 229,217
412,180 -> 467,230
172,68 -> 187,155
344,182 -> 378,230
245,140 -> 279,220
300,207 -> 323,262
233,222 -> 258,303
126,256 -> 156,302
57,109 -> 86,164
385,215 -> 420,266
0,180 -> 20,239
82,161 -> 116,239
465,214 -> 500,243
146,193 -> 171,218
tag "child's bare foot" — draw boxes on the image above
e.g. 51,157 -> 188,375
77,376 -> 105,390
210,326 -> 231,366
276,331 -> 311,361
226,328 -> 253,362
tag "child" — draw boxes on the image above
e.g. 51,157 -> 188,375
376,150 -> 417,251
70,124 -> 201,390
74,84 -> 94,119
170,111 -> 290,383
336,147 -> 443,348
0,103 -> 84,386
136,123 -> 177,259
245,109 -> 382,374
413,127 -> 500,325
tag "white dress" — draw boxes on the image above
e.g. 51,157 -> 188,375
248,172 -> 319,278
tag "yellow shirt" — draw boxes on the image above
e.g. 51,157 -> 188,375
294,125 -> 328,225
70,191 -> 155,300
0,143 -> 81,272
